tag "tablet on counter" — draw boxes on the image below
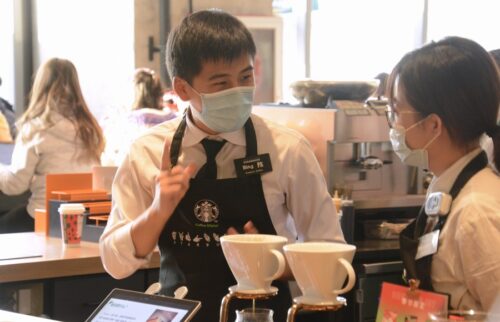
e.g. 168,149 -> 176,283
85,288 -> 201,322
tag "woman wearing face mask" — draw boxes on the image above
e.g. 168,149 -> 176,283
390,37 -> 500,311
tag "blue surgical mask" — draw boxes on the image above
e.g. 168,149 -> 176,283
389,118 -> 439,169
190,86 -> 254,133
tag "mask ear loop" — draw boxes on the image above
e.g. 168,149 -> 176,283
421,115 -> 442,150
405,115 -> 441,150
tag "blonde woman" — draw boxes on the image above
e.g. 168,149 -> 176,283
0,58 -> 104,233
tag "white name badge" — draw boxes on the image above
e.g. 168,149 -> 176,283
415,230 -> 440,260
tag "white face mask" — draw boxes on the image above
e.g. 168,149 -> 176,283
389,118 -> 439,169
190,86 -> 254,133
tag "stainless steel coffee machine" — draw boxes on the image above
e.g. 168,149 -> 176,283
327,99 -> 426,204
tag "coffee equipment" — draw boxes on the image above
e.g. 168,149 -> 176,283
325,98 -> 426,322
219,234 -> 286,322
327,99 -> 427,201
253,80 -> 428,321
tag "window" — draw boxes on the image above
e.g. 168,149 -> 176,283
0,0 -> 15,108
274,0 -> 500,103
427,0 -> 500,50
33,0 -> 135,120
309,0 -> 426,80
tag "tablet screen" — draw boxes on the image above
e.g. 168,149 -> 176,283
85,288 -> 201,322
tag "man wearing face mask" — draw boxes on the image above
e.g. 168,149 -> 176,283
388,37 -> 500,312
100,9 -> 344,322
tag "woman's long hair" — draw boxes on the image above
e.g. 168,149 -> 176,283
132,68 -> 164,110
18,58 -> 104,162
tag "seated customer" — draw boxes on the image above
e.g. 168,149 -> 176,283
130,68 -> 177,126
0,58 -> 104,233
101,68 -> 177,165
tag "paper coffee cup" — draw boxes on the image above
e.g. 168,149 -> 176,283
58,203 -> 86,247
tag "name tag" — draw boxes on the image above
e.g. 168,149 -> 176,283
415,230 -> 440,260
234,154 -> 272,177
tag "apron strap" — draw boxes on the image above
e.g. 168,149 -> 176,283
170,116 -> 187,167
243,117 -> 258,156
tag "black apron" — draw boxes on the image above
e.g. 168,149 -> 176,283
158,116 -> 291,322
399,151 -> 488,291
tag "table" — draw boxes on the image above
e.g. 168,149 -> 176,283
0,233 -> 160,322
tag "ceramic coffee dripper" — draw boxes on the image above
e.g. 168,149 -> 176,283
220,234 -> 287,294
284,242 -> 356,305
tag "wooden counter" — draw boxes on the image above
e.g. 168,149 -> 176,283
0,233 -> 161,321
0,233 -> 160,283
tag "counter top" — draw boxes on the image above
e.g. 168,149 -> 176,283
0,310 -> 58,322
353,194 -> 425,210
0,233 -> 160,283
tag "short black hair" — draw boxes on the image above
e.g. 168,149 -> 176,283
387,36 -> 500,168
166,9 -> 256,84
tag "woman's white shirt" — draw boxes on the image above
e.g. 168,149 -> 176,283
429,148 -> 500,311
0,114 -> 99,216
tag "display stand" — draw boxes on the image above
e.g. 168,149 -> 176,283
286,296 -> 346,322
219,288 -> 278,322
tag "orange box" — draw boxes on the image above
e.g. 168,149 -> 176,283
34,208 -> 49,235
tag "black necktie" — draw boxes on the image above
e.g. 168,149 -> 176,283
198,138 -> 226,179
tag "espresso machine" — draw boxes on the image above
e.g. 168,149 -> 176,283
327,99 -> 426,202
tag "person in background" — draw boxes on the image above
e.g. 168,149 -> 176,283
0,58 -> 104,233
100,9 -> 344,322
100,68 -> 177,166
0,77 -> 17,139
391,37 -> 500,311
130,68 -> 177,127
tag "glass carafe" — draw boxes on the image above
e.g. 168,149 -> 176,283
235,308 -> 273,322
